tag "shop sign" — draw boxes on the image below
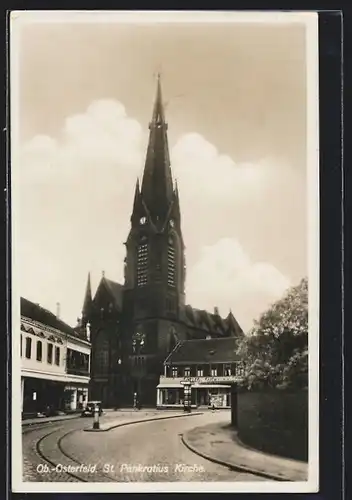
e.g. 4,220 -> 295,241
183,375 -> 238,384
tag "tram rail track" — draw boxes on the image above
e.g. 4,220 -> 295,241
35,428 -> 88,482
31,424 -> 116,482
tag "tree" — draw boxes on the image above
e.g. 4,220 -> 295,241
237,278 -> 308,390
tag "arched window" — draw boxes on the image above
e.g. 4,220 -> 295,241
55,346 -> 60,366
25,337 -> 32,359
167,238 -> 176,287
47,343 -> 53,364
95,338 -> 109,374
137,241 -> 148,287
36,340 -> 42,361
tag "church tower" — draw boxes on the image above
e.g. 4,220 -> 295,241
121,76 -> 186,405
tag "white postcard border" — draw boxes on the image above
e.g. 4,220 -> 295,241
10,10 -> 319,494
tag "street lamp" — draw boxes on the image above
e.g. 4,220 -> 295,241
132,332 -> 145,408
114,358 -> 122,410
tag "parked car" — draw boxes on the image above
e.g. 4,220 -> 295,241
80,401 -> 103,417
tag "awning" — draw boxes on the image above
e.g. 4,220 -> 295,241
157,383 -> 182,388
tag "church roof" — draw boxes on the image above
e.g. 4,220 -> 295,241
92,276 -> 123,311
21,297 -> 77,336
164,337 -> 241,365
184,304 -> 243,336
103,278 -> 123,309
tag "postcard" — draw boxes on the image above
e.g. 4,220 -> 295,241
10,10 -> 319,493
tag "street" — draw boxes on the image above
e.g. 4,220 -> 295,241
22,410 -> 267,482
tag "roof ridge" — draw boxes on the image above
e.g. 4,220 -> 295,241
21,297 -> 75,330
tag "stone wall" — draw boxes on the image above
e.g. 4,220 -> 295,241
236,389 -> 308,461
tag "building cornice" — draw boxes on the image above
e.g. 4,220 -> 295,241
21,367 -> 90,384
21,315 -> 91,347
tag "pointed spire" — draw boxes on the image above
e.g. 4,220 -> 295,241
82,272 -> 93,320
151,73 -> 165,125
141,74 -> 173,222
131,178 -> 141,219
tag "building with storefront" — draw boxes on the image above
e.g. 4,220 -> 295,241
157,337 -> 245,409
21,297 -> 91,416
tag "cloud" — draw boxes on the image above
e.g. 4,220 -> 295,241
172,133 -> 267,202
186,238 -> 291,332
18,99 -> 294,328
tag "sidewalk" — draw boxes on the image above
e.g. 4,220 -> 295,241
84,410 -> 204,432
22,413 -> 82,426
182,422 -> 308,482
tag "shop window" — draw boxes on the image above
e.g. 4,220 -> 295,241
47,343 -> 53,364
224,364 -> 232,376
172,366 -> 178,377
25,337 -> 32,359
211,365 -> 218,377
55,346 -> 60,366
197,366 -> 204,377
184,367 -> 191,377
36,340 -> 42,361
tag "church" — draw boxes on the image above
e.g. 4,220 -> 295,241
79,76 -> 244,407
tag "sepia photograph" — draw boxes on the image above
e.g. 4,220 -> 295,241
10,10 -> 319,493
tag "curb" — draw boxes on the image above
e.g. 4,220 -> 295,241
84,411 -> 204,432
181,431 -> 288,482
22,414 -> 81,427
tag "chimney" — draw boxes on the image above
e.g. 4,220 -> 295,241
214,306 -> 219,315
56,302 -> 61,319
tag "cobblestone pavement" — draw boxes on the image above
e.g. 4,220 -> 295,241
61,412 -> 267,482
21,411 -> 163,482
22,410 -> 267,483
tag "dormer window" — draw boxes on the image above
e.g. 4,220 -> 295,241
139,216 -> 147,225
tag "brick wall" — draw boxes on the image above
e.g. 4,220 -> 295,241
236,389 -> 308,461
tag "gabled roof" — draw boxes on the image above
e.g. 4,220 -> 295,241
164,337 -> 240,365
93,276 -> 123,310
21,297 -> 76,336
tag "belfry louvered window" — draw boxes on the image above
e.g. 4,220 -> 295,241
167,241 -> 176,287
137,242 -> 148,287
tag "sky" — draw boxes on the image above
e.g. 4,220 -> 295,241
13,12 -> 313,332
